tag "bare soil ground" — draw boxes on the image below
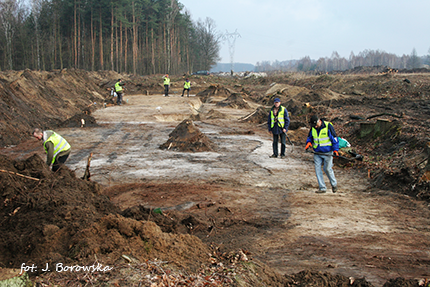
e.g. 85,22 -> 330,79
0,69 -> 430,286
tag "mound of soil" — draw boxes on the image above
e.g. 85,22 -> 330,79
216,93 -> 251,109
0,153 -> 211,274
206,109 -> 228,119
0,153 -> 117,268
238,106 -> 268,124
196,84 -> 232,103
59,113 -> 99,128
159,119 -> 216,152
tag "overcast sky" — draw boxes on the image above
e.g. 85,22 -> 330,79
178,0 -> 430,65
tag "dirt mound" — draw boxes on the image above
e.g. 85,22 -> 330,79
265,84 -> 309,98
196,84 -> 232,102
238,106 -> 268,124
59,113 -> 99,128
159,119 -> 216,152
206,109 -> 229,119
284,270 -> 372,286
0,153 -> 213,274
0,69 -> 119,147
0,153 -> 118,268
338,65 -> 394,75
216,92 -> 251,109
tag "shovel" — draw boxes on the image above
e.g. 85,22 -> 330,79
285,132 -> 294,153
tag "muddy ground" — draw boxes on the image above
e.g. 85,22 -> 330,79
0,69 -> 430,286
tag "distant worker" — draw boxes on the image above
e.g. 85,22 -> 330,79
267,98 -> 290,158
32,128 -> 71,172
181,78 -> 191,97
163,74 -> 170,97
305,115 -> 339,193
115,79 -> 125,105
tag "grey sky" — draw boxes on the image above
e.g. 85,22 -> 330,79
179,0 -> 430,65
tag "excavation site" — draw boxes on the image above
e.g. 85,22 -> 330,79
0,68 -> 430,286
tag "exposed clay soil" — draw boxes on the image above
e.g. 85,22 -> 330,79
0,68 -> 430,286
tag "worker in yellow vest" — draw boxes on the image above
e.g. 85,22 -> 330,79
181,78 -> 191,97
305,115 -> 339,193
33,128 -> 71,172
115,79 -> 125,105
163,74 -> 170,97
267,98 -> 290,159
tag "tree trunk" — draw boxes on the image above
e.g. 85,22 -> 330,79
91,8 -> 94,71
74,0 -> 77,68
99,7 -> 103,70
132,0 -> 137,75
115,19 -> 118,72
110,5 -> 114,71
124,27 -> 128,73
119,21 -> 123,72
151,28 -> 155,74
77,3 -> 81,69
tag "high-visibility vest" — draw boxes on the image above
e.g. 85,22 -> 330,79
164,77 -> 170,85
44,131 -> 71,164
270,106 -> 287,128
115,81 -> 123,93
184,81 -> 191,89
311,121 -> 333,149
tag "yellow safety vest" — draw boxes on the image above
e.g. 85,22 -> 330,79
115,81 -> 123,93
44,132 -> 71,164
270,106 -> 286,128
184,81 -> 191,89
164,77 -> 170,85
311,121 -> 333,149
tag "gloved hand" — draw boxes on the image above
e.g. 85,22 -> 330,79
334,150 -> 339,157
305,142 -> 312,150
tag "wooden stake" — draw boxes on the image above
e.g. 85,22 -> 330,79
0,169 -> 40,181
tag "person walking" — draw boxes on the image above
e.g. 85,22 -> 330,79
163,74 -> 170,97
181,78 -> 191,97
305,115 -> 339,193
32,128 -> 71,172
115,79 -> 125,105
267,98 -> 290,158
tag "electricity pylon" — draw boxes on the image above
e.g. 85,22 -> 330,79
223,30 -> 241,74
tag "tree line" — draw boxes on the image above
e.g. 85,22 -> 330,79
256,48 -> 430,73
0,0 -> 221,74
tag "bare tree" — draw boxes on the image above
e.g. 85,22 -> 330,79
193,17 -> 221,71
408,48 -> 421,69
31,0 -> 41,70
0,0 -> 19,70
165,0 -> 179,73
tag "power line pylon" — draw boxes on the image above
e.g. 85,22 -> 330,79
223,29 -> 241,74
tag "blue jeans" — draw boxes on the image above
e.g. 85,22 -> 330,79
313,152 -> 337,191
272,133 -> 286,156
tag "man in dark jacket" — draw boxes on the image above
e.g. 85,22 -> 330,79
305,115 -> 339,193
267,98 -> 290,158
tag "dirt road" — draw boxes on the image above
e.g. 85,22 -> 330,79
8,93 -> 430,286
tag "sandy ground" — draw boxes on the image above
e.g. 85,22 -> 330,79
6,93 -> 430,286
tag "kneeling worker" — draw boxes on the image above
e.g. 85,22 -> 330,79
32,128 -> 71,172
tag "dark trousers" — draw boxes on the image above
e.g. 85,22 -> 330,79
52,152 -> 70,172
164,85 -> 169,96
181,88 -> 190,97
116,92 -> 123,105
272,133 -> 286,156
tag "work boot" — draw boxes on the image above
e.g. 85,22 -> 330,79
269,154 -> 277,158
332,185 -> 338,193
280,155 -> 286,159
316,189 -> 326,193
